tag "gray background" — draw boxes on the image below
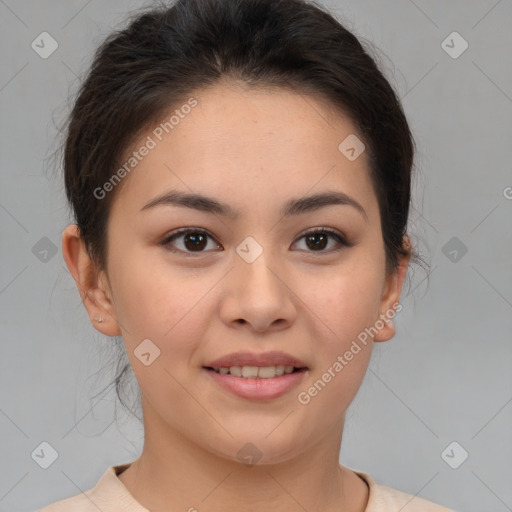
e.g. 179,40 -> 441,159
1,1 -> 511,511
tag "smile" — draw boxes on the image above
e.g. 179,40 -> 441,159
203,366 -> 308,400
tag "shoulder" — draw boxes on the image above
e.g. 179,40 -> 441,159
38,463 -> 139,512
38,492 -> 95,512
355,471 -> 457,512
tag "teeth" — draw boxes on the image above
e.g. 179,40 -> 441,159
241,366 -> 259,378
212,365 -> 299,379
274,365 -> 285,376
258,366 -> 278,378
229,366 -> 242,377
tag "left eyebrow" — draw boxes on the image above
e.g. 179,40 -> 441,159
140,190 -> 368,223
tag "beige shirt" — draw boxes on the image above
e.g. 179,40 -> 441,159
38,463 -> 456,511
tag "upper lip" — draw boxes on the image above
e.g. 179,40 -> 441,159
204,351 -> 308,369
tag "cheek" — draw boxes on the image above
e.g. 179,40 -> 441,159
293,269 -> 379,417
290,257 -> 383,407
108,251 -> 216,358
296,257 -> 384,344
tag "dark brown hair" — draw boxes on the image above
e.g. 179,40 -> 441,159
59,0 -> 428,416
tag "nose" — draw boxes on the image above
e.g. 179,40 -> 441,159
219,248 -> 297,334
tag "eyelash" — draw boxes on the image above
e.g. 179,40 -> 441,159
160,227 -> 354,257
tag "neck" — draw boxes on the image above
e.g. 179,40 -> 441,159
118,401 -> 368,512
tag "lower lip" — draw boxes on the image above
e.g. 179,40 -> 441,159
204,368 -> 308,400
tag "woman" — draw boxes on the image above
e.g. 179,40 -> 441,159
40,0 -> 455,510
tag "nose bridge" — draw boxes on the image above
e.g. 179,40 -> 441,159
221,237 -> 296,331
235,238 -> 284,298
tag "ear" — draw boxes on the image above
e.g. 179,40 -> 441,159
373,235 -> 411,342
61,223 -> 122,336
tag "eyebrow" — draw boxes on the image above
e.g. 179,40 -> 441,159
140,189 -> 368,222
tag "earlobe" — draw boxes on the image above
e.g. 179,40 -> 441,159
373,236 -> 411,342
61,224 -> 122,336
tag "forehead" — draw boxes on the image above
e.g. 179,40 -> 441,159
110,82 -> 377,221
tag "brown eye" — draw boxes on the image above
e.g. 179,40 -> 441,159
305,232 -> 328,250
182,232 -> 207,251
161,229 -> 220,256
293,228 -> 353,253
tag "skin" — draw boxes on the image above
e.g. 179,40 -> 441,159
62,80 -> 410,512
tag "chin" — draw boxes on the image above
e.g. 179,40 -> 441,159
205,430 -> 309,467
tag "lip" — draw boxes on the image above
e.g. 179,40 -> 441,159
204,367 -> 308,400
204,350 -> 308,370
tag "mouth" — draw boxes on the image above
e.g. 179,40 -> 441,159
202,351 -> 309,400
202,365 -> 309,400
203,365 -> 307,379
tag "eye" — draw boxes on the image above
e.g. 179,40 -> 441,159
161,228 -> 220,257
160,226 -> 353,257
293,227 -> 353,253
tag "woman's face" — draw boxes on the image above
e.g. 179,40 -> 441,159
83,82 -> 407,464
